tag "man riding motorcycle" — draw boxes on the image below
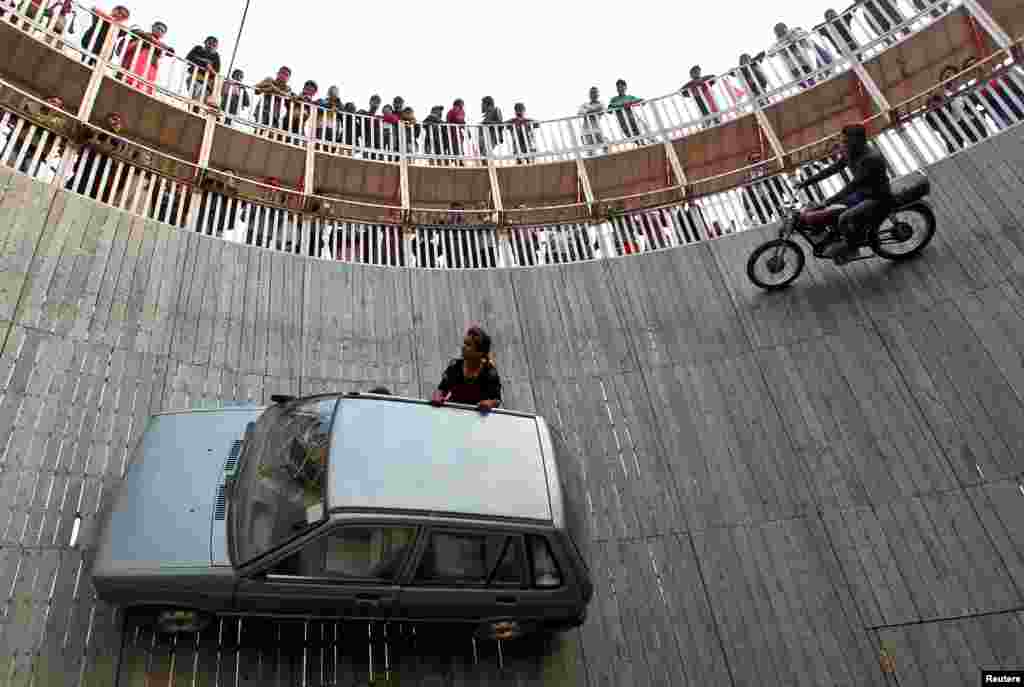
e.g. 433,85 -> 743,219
793,124 -> 891,261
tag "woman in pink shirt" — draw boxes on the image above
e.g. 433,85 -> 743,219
380,105 -> 400,160
445,98 -> 466,163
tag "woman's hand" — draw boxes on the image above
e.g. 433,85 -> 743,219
430,390 -> 448,406
478,399 -> 498,413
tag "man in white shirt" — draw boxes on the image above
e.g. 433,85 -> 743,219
578,87 -> 607,156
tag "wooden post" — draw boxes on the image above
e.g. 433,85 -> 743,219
78,18 -> 120,121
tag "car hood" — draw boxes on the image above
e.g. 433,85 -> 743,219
94,407 -> 263,573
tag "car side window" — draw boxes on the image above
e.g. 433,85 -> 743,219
414,531 -> 522,585
322,526 -> 417,581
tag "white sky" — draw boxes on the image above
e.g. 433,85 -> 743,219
122,0 -> 833,121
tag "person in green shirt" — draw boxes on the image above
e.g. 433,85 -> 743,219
607,79 -> 643,141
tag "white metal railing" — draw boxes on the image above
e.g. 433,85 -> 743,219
0,0 -> 966,164
3,53 -> 1023,268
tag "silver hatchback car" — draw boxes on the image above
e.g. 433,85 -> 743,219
92,392 -> 592,641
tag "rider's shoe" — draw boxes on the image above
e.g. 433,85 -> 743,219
819,238 -> 850,260
833,246 -> 862,265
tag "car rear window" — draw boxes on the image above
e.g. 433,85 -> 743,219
414,532 -> 524,585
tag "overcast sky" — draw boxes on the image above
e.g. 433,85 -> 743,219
122,0 -> 836,121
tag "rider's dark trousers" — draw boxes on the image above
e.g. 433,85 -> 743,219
838,198 -> 885,242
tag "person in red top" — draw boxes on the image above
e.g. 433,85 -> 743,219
430,326 -> 502,413
681,65 -> 720,128
380,104 -> 400,160
445,98 -> 467,163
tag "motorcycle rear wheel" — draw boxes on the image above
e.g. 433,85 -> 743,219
747,239 -> 805,290
870,204 -> 936,260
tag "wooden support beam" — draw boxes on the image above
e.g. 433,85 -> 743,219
77,25 -> 119,122
575,158 -> 595,208
754,110 -> 786,167
486,159 -> 503,224
661,142 -> 688,195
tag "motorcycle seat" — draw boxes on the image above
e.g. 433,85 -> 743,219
802,205 -> 846,227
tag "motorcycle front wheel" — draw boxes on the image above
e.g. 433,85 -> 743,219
747,239 -> 805,290
870,204 -> 936,260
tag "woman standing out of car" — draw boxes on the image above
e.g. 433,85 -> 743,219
430,326 -> 502,412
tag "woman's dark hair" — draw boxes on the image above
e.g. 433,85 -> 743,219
466,326 -> 492,355
841,123 -> 867,140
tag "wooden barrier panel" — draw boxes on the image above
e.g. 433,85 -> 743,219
311,152 -> 403,223
0,22 -> 90,114
867,9 -> 980,109
91,78 -> 205,165
673,114 -> 764,183
407,165 -> 493,225
500,160 -> 589,224
584,145 -> 676,214
210,123 -> 306,192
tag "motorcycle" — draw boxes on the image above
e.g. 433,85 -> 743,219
746,171 -> 936,290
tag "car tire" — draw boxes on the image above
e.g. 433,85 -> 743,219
154,608 -> 213,634
473,619 -> 537,641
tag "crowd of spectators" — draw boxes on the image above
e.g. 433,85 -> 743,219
3,0 -> 1022,266
3,0 -> 955,162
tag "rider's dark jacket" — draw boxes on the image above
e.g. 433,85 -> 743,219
803,145 -> 892,206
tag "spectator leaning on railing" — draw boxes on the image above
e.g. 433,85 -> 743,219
771,23 -> 817,88
221,68 -> 250,125
289,79 -> 318,136
357,94 -> 381,158
316,85 -> 343,144
681,65 -> 720,127
607,79 -> 642,140
823,9 -> 858,55
380,104 -> 399,159
2,95 -> 74,176
578,86 -> 606,155
79,4 -> 129,64
446,98 -> 466,162
400,106 -> 419,154
739,53 -> 770,106
121,21 -> 172,96
185,35 -> 220,105
506,103 -> 538,163
480,96 -> 503,154
422,105 -> 444,163
254,66 -> 293,132
65,111 -> 129,202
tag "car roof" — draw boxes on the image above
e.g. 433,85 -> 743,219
327,397 -> 554,522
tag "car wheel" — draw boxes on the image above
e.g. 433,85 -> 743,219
154,608 -> 212,634
473,619 -> 536,641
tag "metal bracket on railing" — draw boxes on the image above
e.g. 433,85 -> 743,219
960,0 -> 1014,50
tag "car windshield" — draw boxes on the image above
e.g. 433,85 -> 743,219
229,396 -> 339,566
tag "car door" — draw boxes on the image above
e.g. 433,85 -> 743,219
233,523 -> 419,620
399,527 -> 585,627
396,526 -> 539,623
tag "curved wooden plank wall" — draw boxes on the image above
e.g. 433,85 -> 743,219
1,123 -> 1023,685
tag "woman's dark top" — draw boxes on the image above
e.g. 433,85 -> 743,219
438,358 -> 502,405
